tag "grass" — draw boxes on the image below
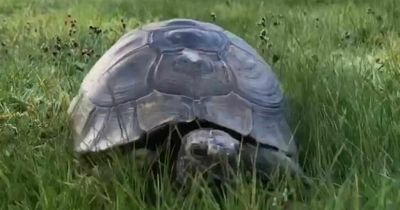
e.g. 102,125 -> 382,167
1,0 -> 400,209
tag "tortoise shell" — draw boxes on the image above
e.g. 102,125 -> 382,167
68,19 -> 297,157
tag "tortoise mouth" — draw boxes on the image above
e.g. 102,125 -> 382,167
190,143 -> 208,157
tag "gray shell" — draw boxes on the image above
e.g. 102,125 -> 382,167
68,19 -> 297,156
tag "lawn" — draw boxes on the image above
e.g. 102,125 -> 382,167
0,0 -> 400,209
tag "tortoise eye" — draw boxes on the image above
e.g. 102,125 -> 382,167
191,144 -> 207,156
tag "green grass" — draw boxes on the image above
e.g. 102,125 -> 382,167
1,0 -> 400,209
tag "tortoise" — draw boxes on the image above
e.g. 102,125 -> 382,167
68,18 -> 304,184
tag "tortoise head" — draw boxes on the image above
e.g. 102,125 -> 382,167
174,128 -> 309,186
175,129 -> 240,184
